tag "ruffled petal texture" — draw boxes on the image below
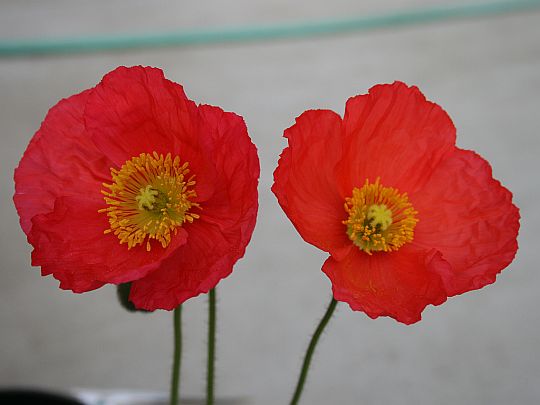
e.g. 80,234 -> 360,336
14,88 -> 168,290
411,148 -> 520,296
29,196 -> 188,293
272,110 -> 351,258
14,89 -> 110,234
14,66 -> 259,309
322,245 -> 450,324
85,66 -> 216,202
130,105 -> 259,310
272,81 -> 519,324
130,220 -> 240,310
338,82 -> 456,196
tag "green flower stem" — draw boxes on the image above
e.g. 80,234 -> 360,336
290,297 -> 338,405
170,305 -> 182,405
207,288 -> 217,405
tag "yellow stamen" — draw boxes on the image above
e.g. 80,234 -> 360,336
99,152 -> 200,251
343,178 -> 418,255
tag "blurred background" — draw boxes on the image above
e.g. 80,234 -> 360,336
1,1 -> 539,404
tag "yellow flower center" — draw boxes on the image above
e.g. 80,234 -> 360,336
99,152 -> 200,251
343,178 -> 418,254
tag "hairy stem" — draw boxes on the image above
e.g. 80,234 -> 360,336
170,305 -> 182,405
206,288 -> 217,405
290,297 -> 338,405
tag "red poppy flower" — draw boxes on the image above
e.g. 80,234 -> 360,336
272,81 -> 519,324
14,66 -> 259,311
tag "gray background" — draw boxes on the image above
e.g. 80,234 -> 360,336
1,1 -> 539,404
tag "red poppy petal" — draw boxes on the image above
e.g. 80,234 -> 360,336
338,81 -> 455,196
85,66 -> 191,164
129,219 -> 241,310
84,66 -> 215,202
323,245 -> 450,324
411,148 -> 520,296
14,89 -> 112,235
29,196 -> 188,292
129,105 -> 259,311
272,110 -> 351,257
196,104 -> 259,247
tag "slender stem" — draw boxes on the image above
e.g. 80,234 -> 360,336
170,305 -> 182,405
290,297 -> 338,405
206,288 -> 217,405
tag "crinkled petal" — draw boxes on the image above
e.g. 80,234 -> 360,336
196,104 -> 259,247
411,148 -> 520,296
272,110 -> 351,258
323,245 -> 451,324
85,66 -> 215,201
29,196 -> 188,292
338,81 -> 455,196
129,105 -> 259,311
129,219 -> 240,310
14,89 -> 112,234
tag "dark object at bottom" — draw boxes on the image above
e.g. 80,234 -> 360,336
0,389 -> 84,404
